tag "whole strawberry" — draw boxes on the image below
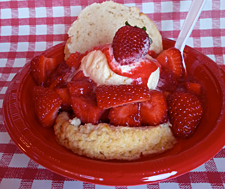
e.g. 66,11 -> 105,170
112,23 -> 151,65
167,91 -> 203,138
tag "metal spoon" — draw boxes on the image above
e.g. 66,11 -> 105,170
175,0 -> 207,76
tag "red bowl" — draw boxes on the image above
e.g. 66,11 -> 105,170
3,38 -> 225,186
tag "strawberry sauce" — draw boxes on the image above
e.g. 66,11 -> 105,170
102,45 -> 160,87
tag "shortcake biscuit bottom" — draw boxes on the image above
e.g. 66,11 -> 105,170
54,112 -> 177,161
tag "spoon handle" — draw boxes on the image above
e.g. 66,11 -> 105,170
175,0 -> 206,52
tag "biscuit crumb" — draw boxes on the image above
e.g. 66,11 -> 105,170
54,112 -> 177,160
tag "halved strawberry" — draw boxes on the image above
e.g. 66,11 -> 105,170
66,52 -> 82,69
46,61 -> 70,89
96,85 -> 151,109
71,70 -> 86,81
55,87 -> 72,111
71,95 -> 104,124
167,91 -> 203,138
108,103 -> 141,127
185,82 -> 201,95
30,55 -> 59,86
48,76 -> 63,89
33,86 -> 62,127
156,47 -> 183,77
140,90 -> 168,126
67,79 -> 95,97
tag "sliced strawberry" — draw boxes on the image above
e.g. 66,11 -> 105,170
108,103 -> 141,127
45,61 -> 70,89
99,109 -> 110,123
96,85 -> 151,109
66,52 -> 82,69
140,90 -> 168,126
30,55 -> 59,86
147,50 -> 158,58
156,47 -> 183,77
48,76 -> 64,89
70,70 -> 90,83
71,95 -> 104,124
167,91 -> 203,138
185,82 -> 201,95
71,70 -> 86,81
55,87 -> 72,111
112,23 -> 151,65
67,79 -> 95,97
33,86 -> 62,127
157,70 -> 178,92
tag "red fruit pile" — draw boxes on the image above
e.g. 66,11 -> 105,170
30,24 -> 204,139
96,85 -> 168,127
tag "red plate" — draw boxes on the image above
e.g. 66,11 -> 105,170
3,39 -> 225,186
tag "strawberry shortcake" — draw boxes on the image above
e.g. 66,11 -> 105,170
30,1 -> 203,160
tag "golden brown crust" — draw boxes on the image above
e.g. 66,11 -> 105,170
54,112 -> 177,160
64,1 -> 163,60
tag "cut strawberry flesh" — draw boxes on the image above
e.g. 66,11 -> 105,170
67,79 -> 95,96
71,70 -> 86,81
45,61 -> 70,88
55,87 -> 72,111
33,86 -> 62,127
30,55 -> 59,86
140,90 -> 168,126
108,103 -> 141,127
66,52 -> 83,69
71,95 -> 105,124
156,47 -> 183,77
185,82 -> 201,95
147,50 -> 158,58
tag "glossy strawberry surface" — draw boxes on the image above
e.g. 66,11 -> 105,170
71,95 -> 105,124
167,91 -> 203,138
108,103 -> 141,127
30,55 -> 59,86
46,61 -> 70,89
156,47 -> 183,77
112,25 -> 150,65
67,79 -> 94,96
33,86 -> 62,127
96,85 -> 151,109
66,52 -> 82,69
140,90 -> 168,126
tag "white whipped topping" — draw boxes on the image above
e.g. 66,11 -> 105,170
79,50 -> 133,85
147,67 -> 160,89
79,48 -> 160,89
69,117 -> 81,126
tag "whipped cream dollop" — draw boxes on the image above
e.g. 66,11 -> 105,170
79,50 -> 133,85
79,46 -> 160,89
